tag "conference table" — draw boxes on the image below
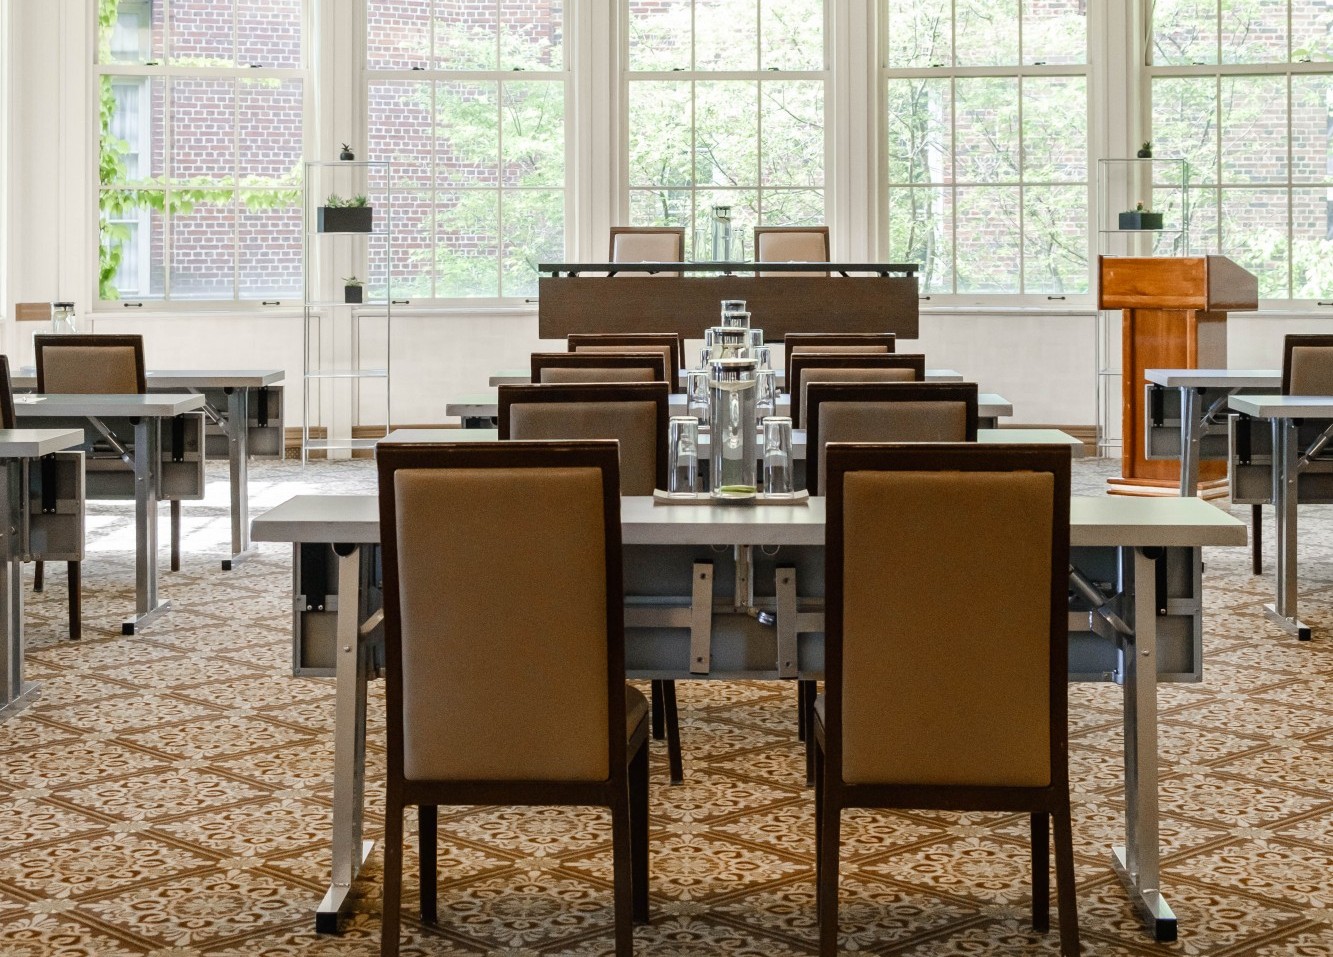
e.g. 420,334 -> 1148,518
253,471 -> 1244,941
486,368 -> 969,388
12,369 -> 285,570
0,428 -> 85,722
14,393 -> 207,634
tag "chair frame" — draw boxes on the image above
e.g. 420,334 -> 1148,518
804,382 -> 980,495
530,351 -> 669,386
34,334 -> 148,394
568,334 -> 684,392
376,440 -> 650,956
608,226 -> 686,274
815,442 -> 1077,957
498,382 -> 672,493
782,333 -> 897,389
753,225 -> 830,273
788,352 -> 926,428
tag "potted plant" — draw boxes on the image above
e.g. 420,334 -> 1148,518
317,194 -> 373,233
343,276 -> 364,304
339,143 -> 355,161
1137,141 -> 1153,158
1119,201 -> 1163,230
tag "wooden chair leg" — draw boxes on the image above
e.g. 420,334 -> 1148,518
1030,812 -> 1050,933
610,786 -> 635,957
629,736 -> 650,924
650,680 -> 665,740
33,560 -> 44,592
817,782 -> 841,957
1252,503 -> 1263,575
814,733 -> 825,916
1053,804 -> 1081,957
67,561 -> 81,641
797,680 -> 809,742
380,803 -> 404,957
803,684 -> 818,787
661,679 -> 684,784
418,805 -> 437,924
170,500 -> 182,572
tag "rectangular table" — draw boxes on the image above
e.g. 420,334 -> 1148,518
12,369 -> 285,570
486,368 -> 968,388
0,429 -> 86,722
253,491 -> 1244,941
1227,394 -> 1333,641
15,393 -> 207,633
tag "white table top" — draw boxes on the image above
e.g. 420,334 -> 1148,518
13,393 -> 208,417
447,391 -> 1014,419
1229,394 -> 1333,418
11,369 -> 285,390
253,492 -> 1245,549
488,368 -> 967,387
1145,368 -> 1280,389
0,428 -> 86,458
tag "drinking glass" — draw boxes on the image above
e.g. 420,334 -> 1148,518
753,345 -> 772,371
687,370 -> 710,426
755,369 -> 777,424
667,416 -> 700,495
762,417 -> 794,496
748,329 -> 764,350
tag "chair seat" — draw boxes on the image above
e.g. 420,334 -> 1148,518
626,686 -> 649,738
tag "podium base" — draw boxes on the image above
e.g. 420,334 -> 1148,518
1107,476 -> 1229,500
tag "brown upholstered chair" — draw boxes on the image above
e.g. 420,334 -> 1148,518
376,440 -> 649,956
815,443 -> 1078,957
754,225 -> 830,276
788,352 -> 926,429
609,226 -> 686,276
783,333 -> 897,389
531,351 -> 669,386
568,333 -> 683,392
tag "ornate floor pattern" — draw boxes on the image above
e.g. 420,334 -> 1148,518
1,455 -> 1331,956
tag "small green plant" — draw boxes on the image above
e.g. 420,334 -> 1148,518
1141,141 -> 1152,152
342,276 -> 363,286
324,193 -> 369,208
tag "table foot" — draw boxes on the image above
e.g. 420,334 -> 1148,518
1111,845 -> 1178,942
0,683 -> 41,723
1264,604 -> 1312,640
221,549 -> 257,572
315,838 -> 375,934
122,600 -> 172,636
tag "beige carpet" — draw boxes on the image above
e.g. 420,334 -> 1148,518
1,456 -> 1331,956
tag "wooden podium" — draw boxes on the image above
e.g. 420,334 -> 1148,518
1098,255 -> 1258,496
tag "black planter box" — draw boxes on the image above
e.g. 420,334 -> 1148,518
344,285 -> 364,304
1119,211 -> 1164,230
317,206 -> 373,232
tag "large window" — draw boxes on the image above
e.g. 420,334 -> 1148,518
882,1 -> 1089,296
366,0 -> 567,300
626,0 -> 827,258
1151,0 -> 1333,300
95,0 -> 306,303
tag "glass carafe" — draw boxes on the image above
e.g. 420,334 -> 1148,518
709,357 -> 758,502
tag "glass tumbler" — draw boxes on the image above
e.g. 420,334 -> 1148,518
747,328 -> 764,351
762,417 -> 795,496
755,369 -> 777,424
667,416 -> 700,495
687,370 -> 710,426
753,345 -> 772,371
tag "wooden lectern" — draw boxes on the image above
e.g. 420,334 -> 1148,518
1098,255 -> 1258,496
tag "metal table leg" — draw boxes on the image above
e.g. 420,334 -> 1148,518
315,543 -> 374,934
222,388 -> 253,571
0,462 -> 38,722
1265,418 -> 1311,639
1178,387 -> 1201,497
123,417 -> 170,635
1111,546 -> 1177,942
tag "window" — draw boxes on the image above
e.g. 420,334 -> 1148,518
366,0 -> 567,300
1151,0 -> 1333,300
882,1 -> 1089,296
625,0 -> 827,258
94,0 -> 305,303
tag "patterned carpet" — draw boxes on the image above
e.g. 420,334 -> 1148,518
1,455 -> 1331,956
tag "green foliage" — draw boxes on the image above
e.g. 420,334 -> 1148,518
324,194 -> 369,208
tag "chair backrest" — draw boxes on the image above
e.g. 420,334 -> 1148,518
823,443 -> 1070,789
609,227 -> 686,277
806,382 -> 979,494
498,382 -> 670,495
568,333 -> 683,392
35,334 -> 146,394
0,355 -> 14,430
531,351 -> 668,386
1282,334 -> 1333,396
789,352 -> 926,428
782,333 -> 897,386
754,226 -> 830,277
377,440 -> 625,784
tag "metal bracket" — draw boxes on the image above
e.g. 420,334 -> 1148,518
733,544 -> 753,611
1069,564 -> 1134,639
689,561 -> 713,674
775,565 -> 797,678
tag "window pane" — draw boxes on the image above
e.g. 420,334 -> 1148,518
761,0 -> 823,71
628,82 -> 693,188
435,82 -> 500,189
171,200 -> 236,299
239,79 -> 303,186
99,0 -> 164,65
886,186 -> 953,293
1293,187 -> 1333,296
367,0 -> 431,69
101,76 -> 166,185
956,0 -> 1019,67
1022,0 -> 1086,66
1152,77 -> 1218,183
1153,0 -> 1218,65
436,0 -> 497,70
628,0 -> 692,71
761,188 -> 824,226
955,186 -> 1020,291
1023,185 -> 1088,294
696,1 -> 759,71
100,191 -> 165,300
171,78 -> 236,184
886,78 -> 951,184
696,188 -> 758,258
436,190 -> 500,297
1022,77 -> 1086,183
502,0 -> 564,70
1293,1 -> 1333,62
501,82 -> 564,187
239,195 -> 302,299
1221,75 -> 1288,183
1221,188 -> 1290,297
369,81 -> 434,189
1222,0 -> 1288,64
376,191 -> 437,301
1186,186 -> 1220,255
954,78 -> 1019,183
239,0 -> 303,68
885,0 -> 950,68
630,188 -> 693,228
761,81 -> 823,187
502,190 -> 564,296
695,81 -> 760,187
1292,76 -> 1333,183
170,0 -> 236,66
